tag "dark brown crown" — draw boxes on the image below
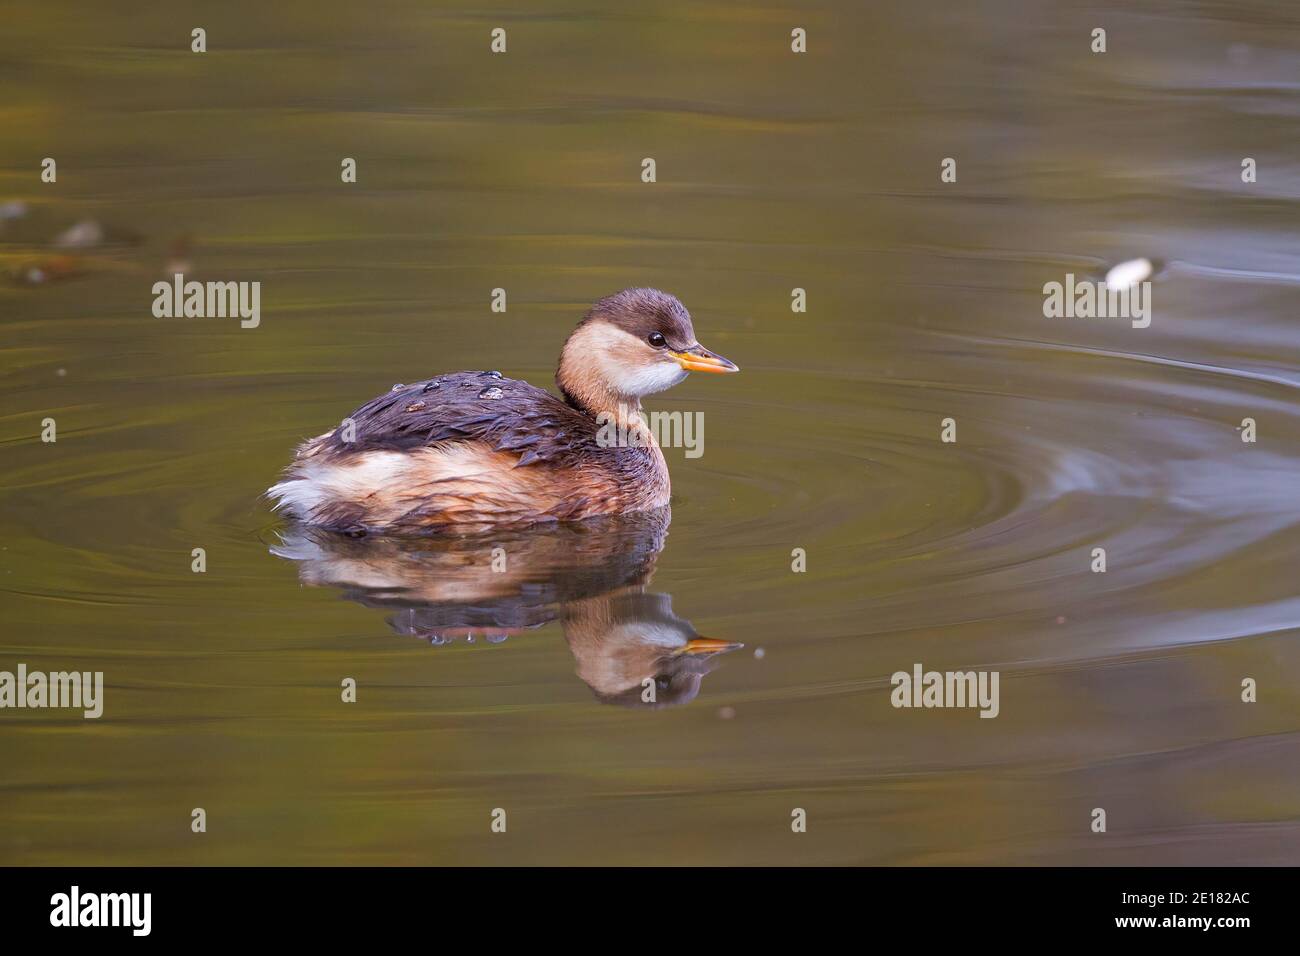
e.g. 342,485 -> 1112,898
580,288 -> 696,350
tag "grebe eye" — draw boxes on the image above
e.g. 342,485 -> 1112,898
647,332 -> 666,348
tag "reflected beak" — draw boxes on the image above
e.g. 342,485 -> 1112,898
669,344 -> 740,374
677,636 -> 745,655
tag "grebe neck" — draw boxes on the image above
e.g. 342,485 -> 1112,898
556,324 -> 644,419
558,379 -> 640,420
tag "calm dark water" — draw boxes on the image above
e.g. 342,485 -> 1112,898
2,1 -> 1299,864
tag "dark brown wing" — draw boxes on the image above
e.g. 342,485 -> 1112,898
318,371 -> 600,467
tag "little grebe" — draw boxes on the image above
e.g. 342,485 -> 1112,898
267,288 -> 738,533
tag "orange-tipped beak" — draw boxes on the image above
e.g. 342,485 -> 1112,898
670,344 -> 739,374
678,636 -> 745,655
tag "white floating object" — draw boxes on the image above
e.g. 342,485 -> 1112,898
1105,257 -> 1154,288
53,219 -> 104,250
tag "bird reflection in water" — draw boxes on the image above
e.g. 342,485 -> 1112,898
269,506 -> 740,708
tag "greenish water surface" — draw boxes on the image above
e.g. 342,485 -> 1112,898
2,1 -> 1299,864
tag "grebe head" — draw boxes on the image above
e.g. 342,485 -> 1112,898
557,288 -> 738,414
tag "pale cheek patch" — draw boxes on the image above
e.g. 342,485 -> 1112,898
606,359 -> 688,397
588,325 -> 688,397
609,622 -> 687,649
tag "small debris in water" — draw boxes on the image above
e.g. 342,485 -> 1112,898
753,647 -> 766,660
165,236 -> 193,276
0,201 -> 27,222
1105,257 -> 1154,288
53,219 -> 105,250
718,706 -> 736,720
14,255 -> 86,286
478,386 -> 504,400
